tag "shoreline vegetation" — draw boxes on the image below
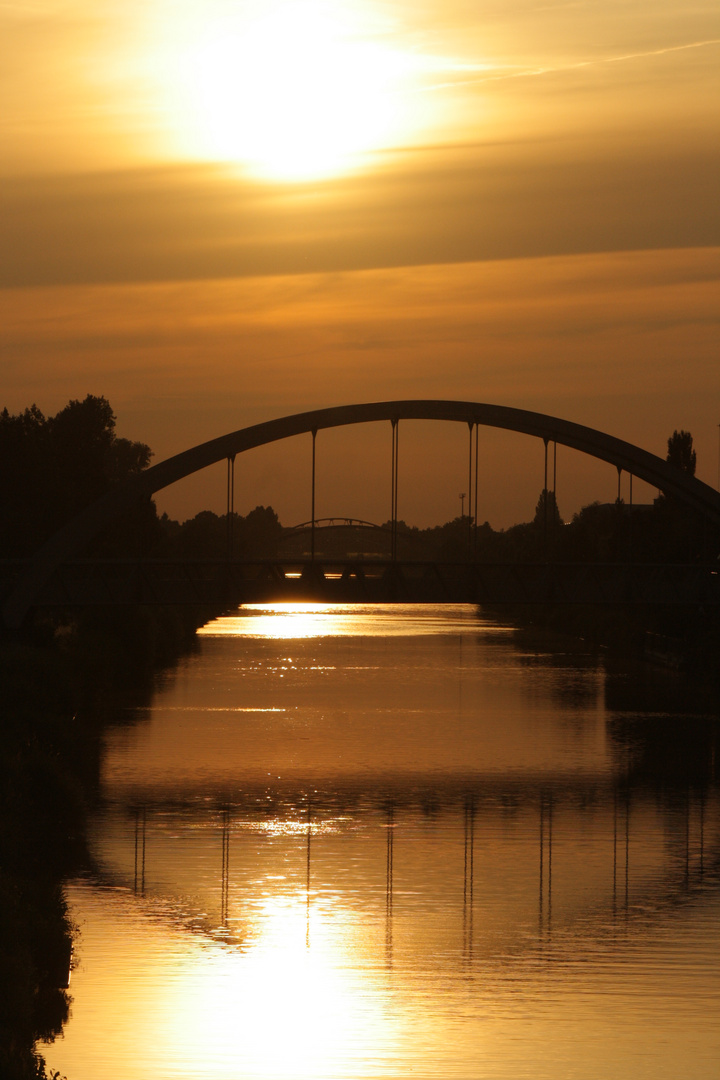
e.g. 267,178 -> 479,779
1,397 -> 718,1074
0,398 -> 220,1075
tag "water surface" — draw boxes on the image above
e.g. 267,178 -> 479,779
47,604 -> 720,1079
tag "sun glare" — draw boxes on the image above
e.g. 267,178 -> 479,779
168,0 -> 422,180
164,895 -> 394,1078
199,603 -> 491,639
199,603 -> 354,639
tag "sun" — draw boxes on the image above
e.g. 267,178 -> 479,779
171,1 -> 419,181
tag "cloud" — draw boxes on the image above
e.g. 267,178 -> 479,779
2,133 -> 719,288
2,247 -> 718,525
438,37 -> 720,89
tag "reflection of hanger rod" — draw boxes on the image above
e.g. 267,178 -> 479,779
463,797 -> 475,962
386,804 -> 394,966
306,804 -> 312,949
134,807 -> 146,896
221,809 -> 230,927
538,796 -> 553,935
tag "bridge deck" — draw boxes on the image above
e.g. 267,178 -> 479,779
2,558 -> 718,608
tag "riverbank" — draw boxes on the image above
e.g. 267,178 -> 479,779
492,600 -> 720,692
0,602 -> 219,1079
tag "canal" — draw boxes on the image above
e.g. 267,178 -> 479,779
45,604 -> 720,1079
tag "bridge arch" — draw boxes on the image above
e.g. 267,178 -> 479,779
4,400 -> 720,628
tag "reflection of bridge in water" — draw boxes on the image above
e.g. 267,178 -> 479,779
4,400 -> 720,626
100,776 -> 719,967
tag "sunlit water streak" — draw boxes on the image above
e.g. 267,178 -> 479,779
47,604 -> 720,1079
198,602 -> 505,638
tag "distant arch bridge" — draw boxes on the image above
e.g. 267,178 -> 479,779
3,400 -> 720,627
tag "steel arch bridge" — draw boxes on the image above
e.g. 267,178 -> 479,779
3,400 -> 720,627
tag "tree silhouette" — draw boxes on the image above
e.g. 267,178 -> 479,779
533,488 -> 562,530
666,430 -> 696,476
0,395 -> 152,556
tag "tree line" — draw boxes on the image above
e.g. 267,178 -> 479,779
0,396 -> 713,568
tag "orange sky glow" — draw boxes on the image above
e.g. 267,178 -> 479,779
1,0 -> 718,526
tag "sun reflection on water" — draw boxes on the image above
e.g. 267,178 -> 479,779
199,602 -> 497,640
200,603 -> 348,639
164,893 -> 394,1079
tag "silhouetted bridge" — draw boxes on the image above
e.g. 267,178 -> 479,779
3,400 -> 720,627
3,556 -> 719,610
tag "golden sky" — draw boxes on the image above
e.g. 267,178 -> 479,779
1,0 -> 719,526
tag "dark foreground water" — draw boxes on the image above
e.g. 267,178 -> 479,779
46,604 -> 720,1079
